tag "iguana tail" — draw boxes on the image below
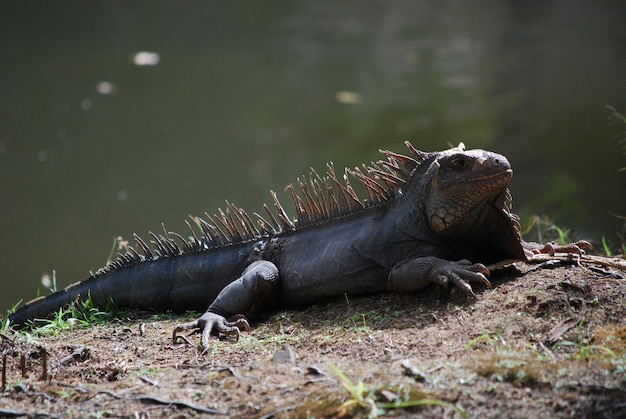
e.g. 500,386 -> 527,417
7,248 -> 252,328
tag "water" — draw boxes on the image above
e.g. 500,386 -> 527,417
1,1 -> 625,312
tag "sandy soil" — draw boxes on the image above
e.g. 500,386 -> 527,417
2,258 -> 626,418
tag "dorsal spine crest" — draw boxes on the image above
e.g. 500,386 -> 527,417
97,141 -> 429,277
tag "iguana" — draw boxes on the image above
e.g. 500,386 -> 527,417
6,142 -> 586,348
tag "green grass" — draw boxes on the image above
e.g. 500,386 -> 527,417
602,236 -> 613,257
607,105 -> 626,255
27,293 -> 114,336
327,362 -> 469,418
521,215 -> 572,245
1,301 -> 22,334
1,293 -> 118,339
464,312 -> 522,350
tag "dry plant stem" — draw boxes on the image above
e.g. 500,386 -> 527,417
1,354 -> 6,391
487,254 -> 626,272
529,253 -> 626,271
40,346 -> 47,381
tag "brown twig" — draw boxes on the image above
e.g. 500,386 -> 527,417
20,354 -> 26,378
528,253 -> 626,271
58,346 -> 90,366
136,395 -> 226,415
40,346 -> 48,381
1,354 -> 6,391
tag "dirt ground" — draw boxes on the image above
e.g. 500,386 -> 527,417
2,257 -> 626,418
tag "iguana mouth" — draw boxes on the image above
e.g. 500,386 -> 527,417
467,168 -> 512,183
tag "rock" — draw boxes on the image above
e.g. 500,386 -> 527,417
272,345 -> 296,364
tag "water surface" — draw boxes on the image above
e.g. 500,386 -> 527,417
1,1 -> 625,311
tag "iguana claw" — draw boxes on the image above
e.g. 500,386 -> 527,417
173,312 -> 250,350
428,259 -> 491,296
388,257 -> 491,296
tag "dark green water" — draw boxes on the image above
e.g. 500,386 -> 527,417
1,1 -> 625,312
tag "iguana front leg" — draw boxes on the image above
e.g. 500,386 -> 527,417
173,260 -> 279,349
388,256 -> 491,296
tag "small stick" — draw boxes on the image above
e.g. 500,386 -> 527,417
1,354 -> 6,391
40,346 -> 48,381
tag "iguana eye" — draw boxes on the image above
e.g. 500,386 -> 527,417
451,157 -> 467,169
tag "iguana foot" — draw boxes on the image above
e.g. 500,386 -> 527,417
389,257 -> 491,296
529,240 -> 593,256
173,312 -> 250,350
425,259 -> 491,296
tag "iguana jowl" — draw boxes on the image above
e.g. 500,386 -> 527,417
9,142 -> 551,348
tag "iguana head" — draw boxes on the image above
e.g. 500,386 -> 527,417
422,143 -> 514,235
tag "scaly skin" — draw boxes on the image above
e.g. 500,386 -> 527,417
8,142 -> 585,350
